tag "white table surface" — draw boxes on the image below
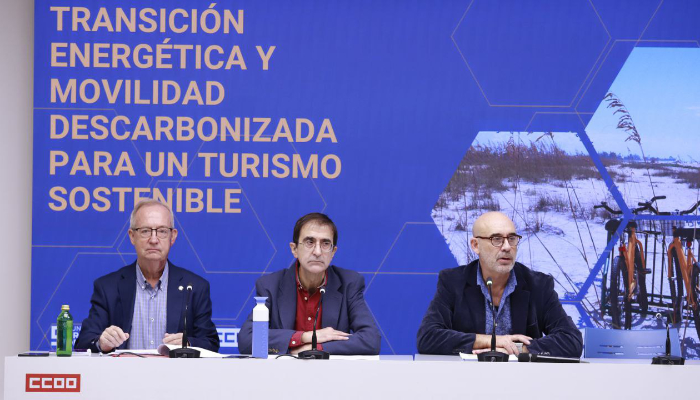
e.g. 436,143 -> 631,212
6,354 -> 699,399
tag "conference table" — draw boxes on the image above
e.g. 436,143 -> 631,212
5,354 -> 699,399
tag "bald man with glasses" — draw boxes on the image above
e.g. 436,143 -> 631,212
238,213 -> 380,355
417,211 -> 582,357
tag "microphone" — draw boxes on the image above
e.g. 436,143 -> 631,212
169,283 -> 200,358
517,353 -> 584,363
183,285 -> 193,348
311,288 -> 324,349
477,277 -> 509,362
298,287 -> 330,360
652,313 -> 684,365
487,278 -> 496,352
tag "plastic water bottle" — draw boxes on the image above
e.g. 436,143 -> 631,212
252,297 -> 269,359
56,305 -> 73,357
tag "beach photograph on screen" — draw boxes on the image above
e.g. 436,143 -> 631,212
431,130 -> 610,325
432,46 -> 700,359
585,46 -> 700,357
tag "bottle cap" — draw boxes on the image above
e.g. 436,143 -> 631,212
61,305 -> 70,310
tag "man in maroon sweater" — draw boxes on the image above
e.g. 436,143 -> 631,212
239,213 -> 380,355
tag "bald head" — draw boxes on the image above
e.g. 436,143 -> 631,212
472,211 -> 516,237
471,211 -> 519,278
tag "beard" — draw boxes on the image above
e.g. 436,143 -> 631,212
491,262 -> 514,275
482,250 -> 516,276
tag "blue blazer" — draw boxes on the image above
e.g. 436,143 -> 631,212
416,260 -> 583,357
238,264 -> 381,355
75,262 -> 220,352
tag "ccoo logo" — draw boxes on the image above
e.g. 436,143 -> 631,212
26,374 -> 81,392
217,327 -> 240,348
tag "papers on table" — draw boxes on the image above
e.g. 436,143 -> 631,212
257,354 -> 381,361
116,346 -> 380,360
113,346 -> 226,358
114,349 -> 161,355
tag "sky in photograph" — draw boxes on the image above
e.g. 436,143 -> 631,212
585,47 -> 700,162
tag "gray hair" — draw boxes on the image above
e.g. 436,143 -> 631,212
129,198 -> 175,229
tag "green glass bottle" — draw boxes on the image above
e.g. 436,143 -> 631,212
56,305 -> 73,357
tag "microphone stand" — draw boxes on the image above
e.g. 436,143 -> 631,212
652,313 -> 684,365
298,288 -> 330,360
170,284 -> 200,358
477,278 -> 509,362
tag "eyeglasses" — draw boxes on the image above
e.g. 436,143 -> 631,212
132,227 -> 173,239
475,234 -> 522,247
299,238 -> 334,253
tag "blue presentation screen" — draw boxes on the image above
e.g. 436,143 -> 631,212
31,0 -> 700,357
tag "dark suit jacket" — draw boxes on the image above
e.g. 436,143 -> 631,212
75,262 -> 220,352
416,260 -> 583,357
238,264 -> 381,355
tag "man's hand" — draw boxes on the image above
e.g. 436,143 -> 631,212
99,326 -> 129,352
163,333 -> 184,346
495,334 -> 531,355
474,334 -> 531,355
290,344 -> 312,355
472,347 -> 508,355
301,327 -> 350,344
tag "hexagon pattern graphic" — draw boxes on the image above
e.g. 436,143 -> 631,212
168,182 -> 276,273
589,0 -> 662,39
584,47 -> 700,358
432,131 -> 614,310
29,1 -> 700,360
361,223 -> 458,354
35,253 -> 126,349
32,108 -> 152,247
453,0 -> 610,107
586,47 -> 700,212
